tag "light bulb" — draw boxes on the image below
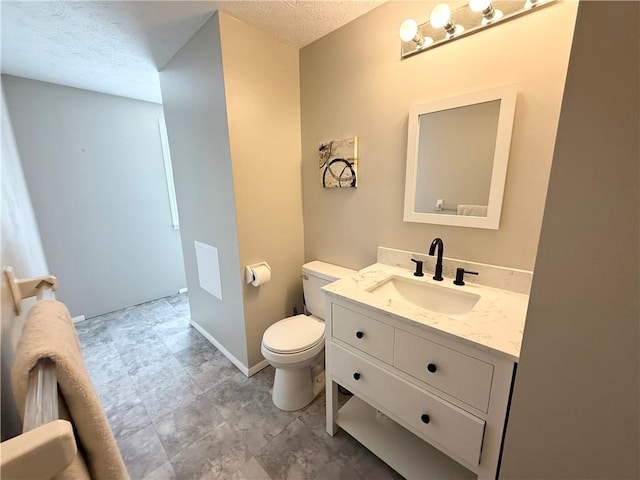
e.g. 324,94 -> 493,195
469,0 -> 492,12
430,3 -> 451,28
399,19 -> 419,42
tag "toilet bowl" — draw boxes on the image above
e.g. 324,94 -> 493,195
261,314 -> 325,411
261,261 -> 355,411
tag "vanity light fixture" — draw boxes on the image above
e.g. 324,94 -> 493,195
399,0 -> 555,58
398,19 -> 434,50
429,3 -> 463,38
469,0 -> 504,25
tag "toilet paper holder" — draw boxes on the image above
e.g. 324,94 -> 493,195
245,262 -> 271,285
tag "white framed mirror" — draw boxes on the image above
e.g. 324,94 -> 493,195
403,85 -> 517,229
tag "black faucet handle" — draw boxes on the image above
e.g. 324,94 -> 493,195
410,258 -> 424,277
453,268 -> 479,286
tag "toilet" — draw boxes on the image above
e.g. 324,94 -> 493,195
261,260 -> 355,411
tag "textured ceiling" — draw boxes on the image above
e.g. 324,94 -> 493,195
1,1 -> 385,104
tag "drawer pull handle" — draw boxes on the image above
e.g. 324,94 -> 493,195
353,372 -> 361,380
427,363 -> 437,373
420,414 -> 431,424
355,331 -> 364,339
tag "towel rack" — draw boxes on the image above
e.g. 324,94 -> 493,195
23,358 -> 58,432
0,269 -> 76,479
4,266 -> 58,315
4,268 -> 61,430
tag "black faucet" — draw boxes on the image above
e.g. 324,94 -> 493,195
428,237 -> 444,281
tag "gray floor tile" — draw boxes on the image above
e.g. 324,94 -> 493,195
142,461 -> 177,480
172,302 -> 191,317
320,428 -> 383,464
233,457 -> 272,480
138,375 -> 203,420
129,356 -> 189,394
165,293 -> 188,308
83,339 -> 120,362
248,365 -> 277,391
350,450 -> 405,480
76,318 -> 113,348
297,390 -> 353,438
255,418 -> 360,480
136,298 -> 177,323
154,393 -> 225,457
107,400 -> 153,442
296,391 -> 328,435
94,373 -> 140,409
152,316 -> 191,337
188,354 -> 244,392
180,346 -> 226,374
203,375 -> 257,420
87,309 -> 128,324
225,386 -> 297,453
117,424 -> 169,480
108,310 -> 149,332
173,340 -> 220,372
84,343 -> 129,387
119,343 -> 172,376
161,327 -> 212,354
78,329 -> 113,350
170,422 -> 252,480
110,325 -> 161,352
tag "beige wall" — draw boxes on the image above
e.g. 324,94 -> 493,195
501,2 -> 639,477
159,13 -> 249,367
1,87 -> 49,440
219,13 -> 304,368
300,1 -> 578,271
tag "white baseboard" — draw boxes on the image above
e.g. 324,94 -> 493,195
178,287 -> 188,294
72,315 -> 86,324
248,359 -> 269,376
189,319 -> 267,377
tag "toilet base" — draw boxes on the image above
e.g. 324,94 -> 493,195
272,361 -> 325,411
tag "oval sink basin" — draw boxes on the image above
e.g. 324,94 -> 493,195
367,275 -> 480,315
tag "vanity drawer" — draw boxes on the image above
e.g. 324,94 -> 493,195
331,343 -> 485,466
394,330 -> 494,412
332,304 -> 394,364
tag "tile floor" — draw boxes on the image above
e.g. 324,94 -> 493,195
76,294 -> 403,480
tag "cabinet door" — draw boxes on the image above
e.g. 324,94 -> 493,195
332,304 -> 394,364
394,330 -> 494,412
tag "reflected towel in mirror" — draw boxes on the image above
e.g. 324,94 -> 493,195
457,204 -> 488,216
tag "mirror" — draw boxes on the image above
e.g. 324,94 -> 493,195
403,85 -> 517,229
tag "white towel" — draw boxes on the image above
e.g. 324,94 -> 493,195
457,204 -> 488,216
11,300 -> 129,480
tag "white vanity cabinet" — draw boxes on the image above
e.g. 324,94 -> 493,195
325,299 -> 517,480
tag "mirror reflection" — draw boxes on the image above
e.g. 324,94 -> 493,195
414,100 -> 500,217
403,86 -> 517,230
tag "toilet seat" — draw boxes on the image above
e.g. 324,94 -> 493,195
262,314 -> 324,354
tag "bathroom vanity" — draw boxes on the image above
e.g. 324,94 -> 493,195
323,249 -> 530,480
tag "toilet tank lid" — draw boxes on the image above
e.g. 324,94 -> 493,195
302,261 -> 356,281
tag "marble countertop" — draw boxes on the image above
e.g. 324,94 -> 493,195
322,263 -> 530,362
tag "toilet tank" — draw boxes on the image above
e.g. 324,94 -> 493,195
302,261 -> 356,320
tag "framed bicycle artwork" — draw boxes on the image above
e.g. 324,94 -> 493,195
319,137 -> 358,188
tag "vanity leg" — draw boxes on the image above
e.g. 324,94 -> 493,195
326,378 -> 338,436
